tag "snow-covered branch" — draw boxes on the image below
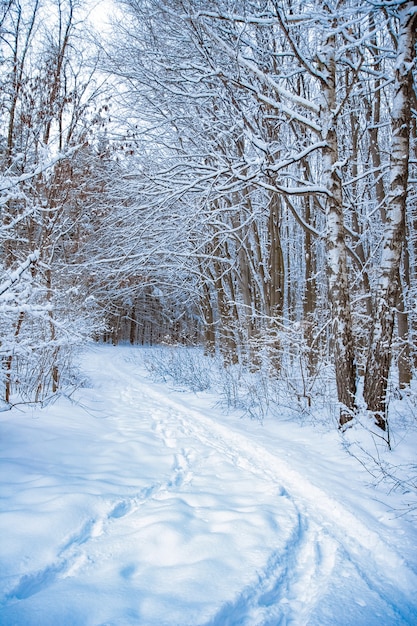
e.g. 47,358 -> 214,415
0,251 -> 39,298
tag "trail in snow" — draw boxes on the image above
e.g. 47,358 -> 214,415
104,351 -> 417,625
146,393 -> 417,619
1,345 -> 417,626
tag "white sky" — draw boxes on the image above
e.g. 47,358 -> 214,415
87,0 -> 117,33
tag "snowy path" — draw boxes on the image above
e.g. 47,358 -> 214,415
1,346 -> 417,625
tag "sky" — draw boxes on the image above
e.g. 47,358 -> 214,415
86,0 -> 116,33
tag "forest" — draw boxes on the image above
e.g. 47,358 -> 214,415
1,0 -> 417,437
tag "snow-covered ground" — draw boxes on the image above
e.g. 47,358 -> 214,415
1,345 -> 417,625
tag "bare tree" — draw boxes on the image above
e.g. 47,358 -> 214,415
0,0 -> 108,403
364,0 -> 417,430
96,0 -> 417,433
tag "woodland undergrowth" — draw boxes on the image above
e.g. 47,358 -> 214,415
141,344 -> 417,518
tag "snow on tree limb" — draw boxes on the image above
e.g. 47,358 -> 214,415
0,251 -> 39,298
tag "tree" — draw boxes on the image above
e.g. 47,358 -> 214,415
97,0 -> 417,433
364,0 -> 417,430
0,0 -> 108,404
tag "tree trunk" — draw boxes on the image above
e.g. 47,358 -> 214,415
396,270 -> 411,388
319,23 -> 357,426
364,2 -> 417,429
303,194 -> 317,375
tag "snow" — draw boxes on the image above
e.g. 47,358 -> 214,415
0,251 -> 39,298
1,345 -> 417,625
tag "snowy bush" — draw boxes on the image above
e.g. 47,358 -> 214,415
143,345 -> 216,392
142,343 -> 336,423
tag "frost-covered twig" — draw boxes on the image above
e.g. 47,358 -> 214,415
0,251 -> 39,297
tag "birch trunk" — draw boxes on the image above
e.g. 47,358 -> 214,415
363,2 -> 417,429
320,24 -> 357,425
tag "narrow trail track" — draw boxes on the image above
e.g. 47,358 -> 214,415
1,347 -> 417,626
98,350 -> 417,625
